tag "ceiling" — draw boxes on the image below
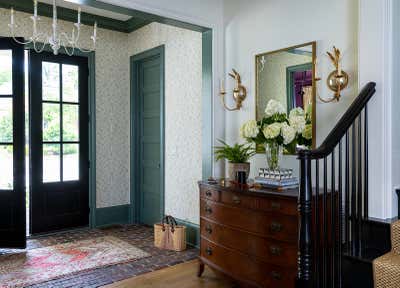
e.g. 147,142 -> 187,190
38,0 -> 132,21
0,0 -> 152,33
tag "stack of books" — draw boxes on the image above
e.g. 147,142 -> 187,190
255,168 -> 299,189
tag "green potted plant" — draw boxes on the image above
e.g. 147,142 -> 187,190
214,140 -> 256,180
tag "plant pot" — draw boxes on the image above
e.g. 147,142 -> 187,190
228,162 -> 250,180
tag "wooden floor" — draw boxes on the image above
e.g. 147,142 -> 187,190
104,260 -> 235,288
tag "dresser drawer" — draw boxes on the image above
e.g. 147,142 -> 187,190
200,199 -> 298,241
200,218 -> 297,267
201,238 -> 296,288
200,186 -> 220,202
220,191 -> 297,216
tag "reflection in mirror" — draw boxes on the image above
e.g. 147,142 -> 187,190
255,42 -> 316,151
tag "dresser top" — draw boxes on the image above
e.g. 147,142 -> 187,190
198,179 -> 299,199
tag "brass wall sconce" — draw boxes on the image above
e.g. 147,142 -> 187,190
219,69 -> 247,111
318,46 -> 349,103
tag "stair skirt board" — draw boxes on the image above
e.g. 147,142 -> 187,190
373,220 -> 400,288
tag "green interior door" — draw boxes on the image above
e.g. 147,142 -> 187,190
132,46 -> 164,226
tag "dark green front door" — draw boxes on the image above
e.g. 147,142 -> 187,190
131,46 -> 164,226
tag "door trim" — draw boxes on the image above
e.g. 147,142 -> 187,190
130,45 -> 165,224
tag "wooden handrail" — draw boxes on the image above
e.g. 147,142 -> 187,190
298,82 -> 376,160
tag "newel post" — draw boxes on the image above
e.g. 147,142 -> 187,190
296,151 -> 313,288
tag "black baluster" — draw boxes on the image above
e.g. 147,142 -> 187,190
338,141 -> 343,288
331,150 -> 336,288
358,116 -> 363,252
296,151 -> 313,288
351,124 -> 358,255
323,157 -> 328,288
345,131 -> 350,251
364,106 -> 369,218
315,160 -> 320,288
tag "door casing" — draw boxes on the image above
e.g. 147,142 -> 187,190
130,45 -> 165,224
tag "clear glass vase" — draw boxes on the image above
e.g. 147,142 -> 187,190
265,143 -> 283,170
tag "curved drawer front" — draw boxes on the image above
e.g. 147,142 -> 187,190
200,199 -> 298,242
219,191 -> 297,216
200,186 -> 220,202
200,238 -> 296,288
200,218 -> 297,267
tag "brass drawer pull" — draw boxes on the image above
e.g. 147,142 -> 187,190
271,271 -> 282,280
206,247 -> 213,256
270,222 -> 283,232
232,195 -> 241,204
205,225 -> 212,234
205,190 -> 212,197
205,206 -> 212,214
269,245 -> 282,256
271,201 -> 281,210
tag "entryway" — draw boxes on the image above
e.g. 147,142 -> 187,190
131,46 -> 165,226
0,38 -> 91,245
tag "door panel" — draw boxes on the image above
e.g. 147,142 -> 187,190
0,38 -> 25,248
30,52 -> 89,234
133,48 -> 164,226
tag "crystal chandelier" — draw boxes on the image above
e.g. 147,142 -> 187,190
8,0 -> 97,56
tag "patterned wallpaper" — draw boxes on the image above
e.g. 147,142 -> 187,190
0,10 -> 203,224
128,23 -> 203,224
0,8 -> 131,208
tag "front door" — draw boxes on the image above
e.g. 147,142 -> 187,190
132,46 -> 164,226
0,38 -> 25,248
30,51 -> 89,234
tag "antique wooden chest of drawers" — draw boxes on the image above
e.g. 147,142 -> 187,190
198,180 -> 299,288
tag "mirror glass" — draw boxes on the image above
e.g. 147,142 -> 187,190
255,42 -> 316,151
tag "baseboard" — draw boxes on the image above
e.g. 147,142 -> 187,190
95,204 -> 130,228
175,218 -> 200,248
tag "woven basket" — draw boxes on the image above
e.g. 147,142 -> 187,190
154,216 -> 186,252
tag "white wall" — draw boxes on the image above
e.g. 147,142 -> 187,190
127,22 -> 203,224
223,0 -> 359,179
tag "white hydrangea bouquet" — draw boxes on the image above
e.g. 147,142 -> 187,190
240,99 -> 312,169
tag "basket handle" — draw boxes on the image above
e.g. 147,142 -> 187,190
161,215 -> 178,233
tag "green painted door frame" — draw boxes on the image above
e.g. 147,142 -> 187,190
286,62 -> 312,114
25,44 -> 97,229
130,45 -> 165,224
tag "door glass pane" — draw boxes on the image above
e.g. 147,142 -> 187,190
42,62 -> 60,101
0,145 -> 13,189
0,50 -> 12,95
63,104 -> 79,141
43,144 -> 60,182
0,98 -> 12,143
43,103 -> 60,141
62,64 -> 79,103
63,144 -> 79,181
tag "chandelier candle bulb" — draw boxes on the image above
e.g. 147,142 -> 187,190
10,7 -> 14,25
94,22 -> 97,38
34,0 -> 38,18
78,7 -> 81,24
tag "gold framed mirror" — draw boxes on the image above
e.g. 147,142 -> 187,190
255,41 -> 316,153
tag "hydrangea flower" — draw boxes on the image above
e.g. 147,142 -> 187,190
281,122 -> 296,144
289,107 -> 305,118
289,115 -> 306,133
263,122 -> 282,139
265,99 -> 286,117
240,120 -> 259,139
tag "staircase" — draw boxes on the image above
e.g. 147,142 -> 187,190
373,220 -> 400,288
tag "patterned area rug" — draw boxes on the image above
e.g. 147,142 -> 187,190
0,236 -> 150,288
